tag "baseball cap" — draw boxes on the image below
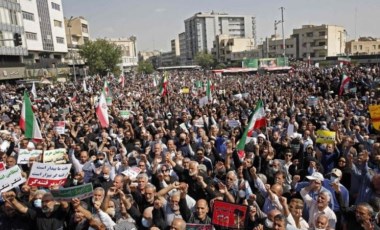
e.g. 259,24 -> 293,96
331,168 -> 342,178
306,172 -> 324,182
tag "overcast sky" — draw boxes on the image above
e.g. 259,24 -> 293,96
62,0 -> 380,52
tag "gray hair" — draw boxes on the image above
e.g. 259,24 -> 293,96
94,187 -> 105,196
357,202 -> 374,216
145,183 -> 156,192
137,173 -> 149,181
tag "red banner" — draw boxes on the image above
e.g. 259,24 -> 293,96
211,200 -> 248,229
27,178 -> 67,188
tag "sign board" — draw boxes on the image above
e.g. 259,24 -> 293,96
51,183 -> 93,201
28,162 -> 71,187
0,166 -> 26,193
212,200 -> 248,229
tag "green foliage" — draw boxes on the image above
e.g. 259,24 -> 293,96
195,52 -> 215,70
137,60 -> 154,74
79,39 -> 122,75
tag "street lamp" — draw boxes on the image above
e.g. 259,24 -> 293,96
129,35 -> 137,65
67,16 -> 76,82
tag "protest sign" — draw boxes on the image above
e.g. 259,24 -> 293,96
227,120 -> 240,128
43,148 -> 66,164
287,124 -> 294,137
308,96 -> 318,107
186,224 -> 212,230
199,96 -> 208,107
28,162 -> 71,187
179,123 -> 189,133
121,166 -> 142,181
369,105 -> 380,131
119,110 -> 131,119
194,117 -> 205,128
181,87 -> 190,94
17,149 -> 42,164
212,200 -> 248,229
316,130 -> 336,144
0,166 -> 26,193
51,183 -> 93,201
53,121 -> 65,134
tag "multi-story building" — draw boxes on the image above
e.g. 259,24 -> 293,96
178,32 -> 187,65
0,0 -> 28,80
260,24 -> 346,60
184,11 -> 256,62
20,0 -> 67,65
212,35 -> 256,63
108,37 -> 138,73
64,16 -> 89,77
346,37 -> 380,55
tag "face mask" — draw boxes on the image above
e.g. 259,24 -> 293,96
141,217 -> 152,228
72,179 -> 78,185
308,167 -> 315,175
238,190 -> 246,198
98,159 -> 104,165
103,175 -> 110,180
106,208 -> 115,217
264,219 -> 273,228
34,199 -> 42,208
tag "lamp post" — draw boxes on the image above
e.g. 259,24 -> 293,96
280,7 -> 286,57
67,16 -> 76,82
129,35 -> 137,66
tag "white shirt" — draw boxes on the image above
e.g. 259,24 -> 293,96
287,214 -> 309,230
300,188 -> 337,229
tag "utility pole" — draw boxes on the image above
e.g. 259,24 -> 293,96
67,16 -> 76,83
274,20 -> 282,56
280,7 -> 285,57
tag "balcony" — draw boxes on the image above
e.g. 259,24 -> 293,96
312,45 -> 328,50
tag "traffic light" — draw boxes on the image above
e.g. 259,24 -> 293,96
14,33 -> 22,46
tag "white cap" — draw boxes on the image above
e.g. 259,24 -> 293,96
331,168 -> 342,178
257,133 -> 266,139
306,172 -> 324,182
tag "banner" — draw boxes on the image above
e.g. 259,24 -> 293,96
0,166 -> 26,193
43,148 -> 66,164
228,120 -> 240,128
121,167 -> 142,181
53,121 -> 65,135
119,110 -> 131,119
186,224 -> 212,230
181,87 -> 190,94
51,183 -> 93,201
199,96 -> 208,107
308,96 -> 318,107
194,117 -> 205,128
212,200 -> 248,229
106,97 -> 112,106
17,149 -> 42,164
316,130 -> 336,144
28,162 -> 71,187
369,105 -> 380,131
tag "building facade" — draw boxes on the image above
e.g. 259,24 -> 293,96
64,16 -> 89,77
0,0 -> 28,80
184,11 -> 256,62
108,37 -> 138,73
20,0 -> 67,65
212,35 -> 256,63
346,37 -> 380,55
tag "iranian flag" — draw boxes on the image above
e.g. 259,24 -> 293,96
206,79 -> 212,101
19,92 -> 42,141
339,74 -> 351,96
159,72 -> 169,97
236,100 -> 266,158
118,74 -> 125,88
103,80 -> 109,96
96,92 -> 109,128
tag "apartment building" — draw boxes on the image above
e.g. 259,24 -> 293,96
0,0 -> 28,80
212,34 -> 255,63
20,0 -> 67,64
184,11 -> 256,61
108,37 -> 138,73
346,37 -> 380,55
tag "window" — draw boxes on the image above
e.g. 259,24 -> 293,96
54,20 -> 62,27
51,2 -> 60,11
319,31 -> 326,36
56,37 -> 64,44
359,45 -> 362,50
9,9 -> 18,25
378,45 -> 380,49
373,45 -> 376,50
81,24 -> 88,33
354,45 -> 357,50
26,32 -> 37,40
306,32 -> 313,37
0,32 -> 4,46
318,42 -> 326,46
22,11 -> 34,21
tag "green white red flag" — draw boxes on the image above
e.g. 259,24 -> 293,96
96,92 -> 109,128
159,72 -> 169,97
19,92 -> 42,141
236,100 -> 266,158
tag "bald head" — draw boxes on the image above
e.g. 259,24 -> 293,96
171,218 -> 186,230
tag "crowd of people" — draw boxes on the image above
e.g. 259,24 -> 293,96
0,64 -> 379,230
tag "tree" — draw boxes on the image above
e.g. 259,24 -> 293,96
195,51 -> 215,70
137,60 -> 154,74
79,39 -> 122,76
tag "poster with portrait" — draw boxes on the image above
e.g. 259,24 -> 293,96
211,200 -> 248,229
